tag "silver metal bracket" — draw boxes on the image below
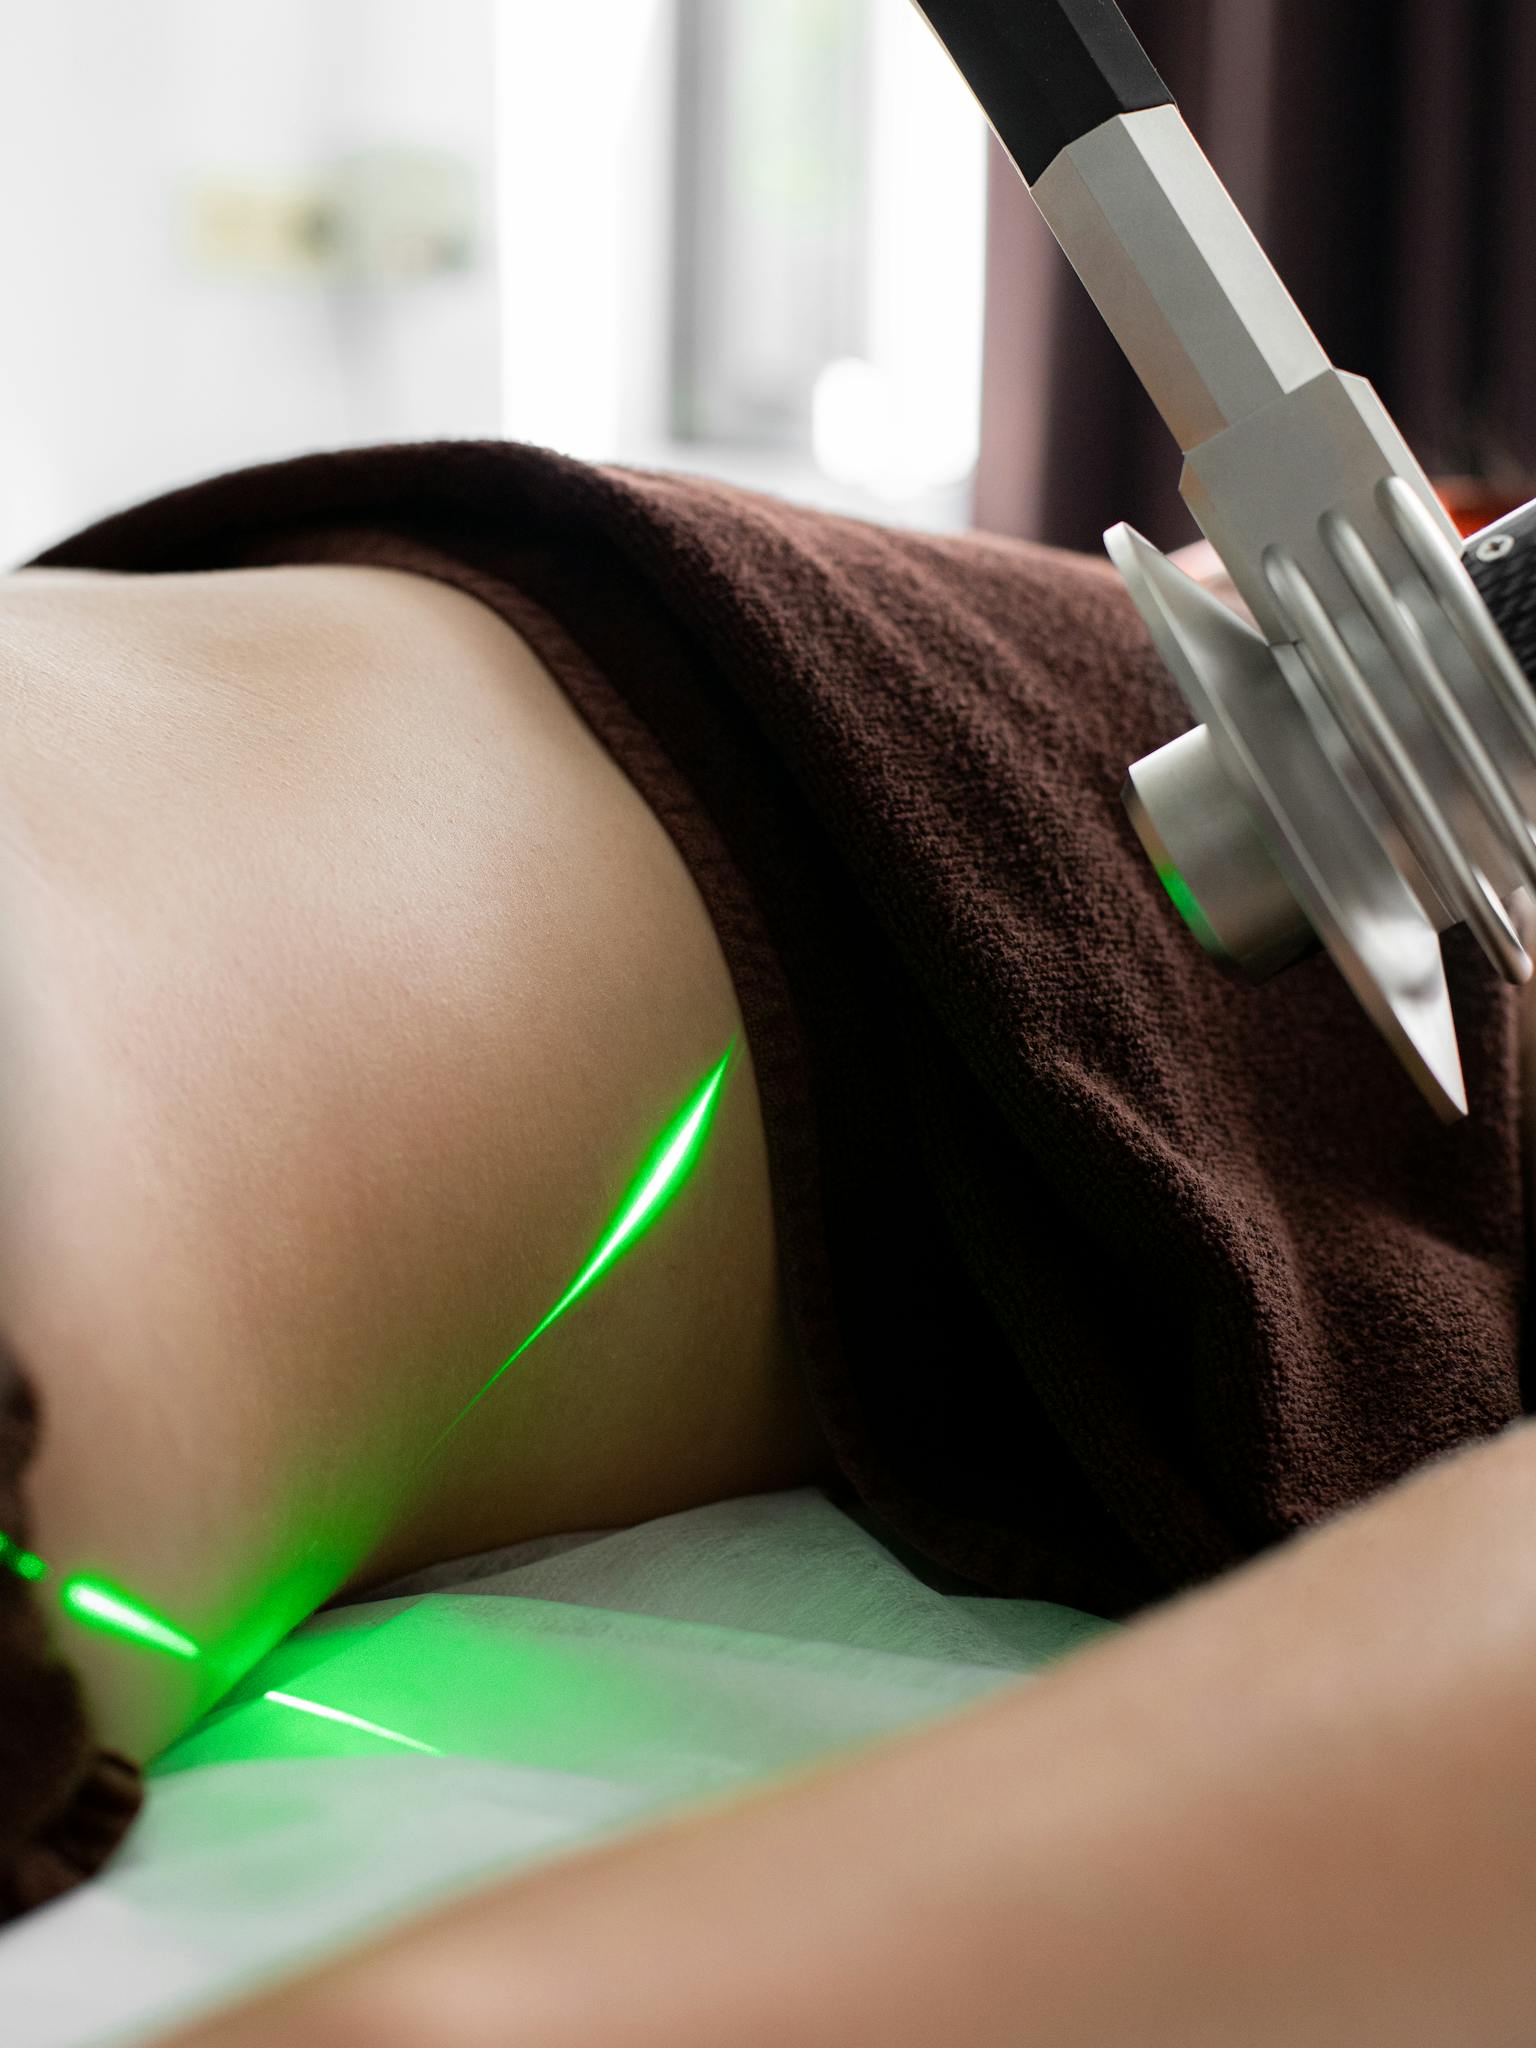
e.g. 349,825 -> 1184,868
1115,496 -> 1536,1121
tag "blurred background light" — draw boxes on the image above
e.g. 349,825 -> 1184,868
0,4 -> 1529,565
0,0 -> 988,565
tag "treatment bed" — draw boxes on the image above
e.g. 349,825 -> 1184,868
0,1486 -> 1113,2047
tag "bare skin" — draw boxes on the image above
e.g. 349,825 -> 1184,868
0,560 -> 833,1766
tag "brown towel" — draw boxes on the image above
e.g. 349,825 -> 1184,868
2,435 -> 1527,1915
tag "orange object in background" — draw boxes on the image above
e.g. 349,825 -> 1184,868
1432,475 -> 1536,540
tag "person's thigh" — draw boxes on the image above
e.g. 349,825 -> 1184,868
0,562 -> 829,1765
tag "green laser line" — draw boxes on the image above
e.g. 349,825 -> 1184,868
264,1688 -> 441,1755
58,1576 -> 201,1660
0,1532 -> 47,1582
411,1037 -> 737,1473
0,1037 -> 738,1667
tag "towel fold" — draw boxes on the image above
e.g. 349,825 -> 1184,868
2,436 -> 1527,1913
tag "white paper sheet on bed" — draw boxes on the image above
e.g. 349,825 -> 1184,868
0,1486 -> 1115,2048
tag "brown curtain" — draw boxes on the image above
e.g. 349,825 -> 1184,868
973,0 -> 1536,553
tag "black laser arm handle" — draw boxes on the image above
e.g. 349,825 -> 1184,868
910,0 -> 1175,184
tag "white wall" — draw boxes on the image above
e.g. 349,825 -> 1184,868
0,0 -> 989,563
0,0 -> 503,566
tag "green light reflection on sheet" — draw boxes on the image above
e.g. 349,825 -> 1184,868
263,1687 -> 442,1756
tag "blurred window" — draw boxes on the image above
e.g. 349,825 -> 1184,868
498,0 -> 988,532
670,0 -> 873,451
0,1 -> 988,562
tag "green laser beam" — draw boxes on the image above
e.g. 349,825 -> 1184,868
59,1576 -> 201,1660
264,1687 -> 441,1755
412,1037 -> 737,1471
0,1533 -> 203,1660
0,1037 -> 740,1673
0,1540 -> 202,1654
0,1532 -> 48,1582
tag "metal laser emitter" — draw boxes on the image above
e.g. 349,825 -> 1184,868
913,0 -> 1536,1120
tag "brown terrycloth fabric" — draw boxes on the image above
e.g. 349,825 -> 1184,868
23,438 -> 1531,1654
0,1347 -> 144,1925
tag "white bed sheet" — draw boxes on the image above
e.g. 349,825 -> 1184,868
0,1486 -> 1115,2048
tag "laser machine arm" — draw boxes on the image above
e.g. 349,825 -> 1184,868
911,0 -> 1536,1120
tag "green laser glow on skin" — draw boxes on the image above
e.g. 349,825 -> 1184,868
408,1035 -> 737,1481
0,1534 -> 200,1661
0,1038 -> 738,1673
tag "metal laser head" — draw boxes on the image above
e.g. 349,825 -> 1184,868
1082,120 -> 1536,1123
911,0 -> 1536,1119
